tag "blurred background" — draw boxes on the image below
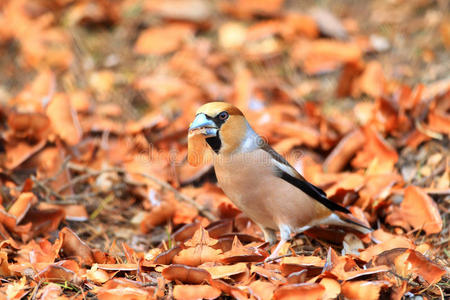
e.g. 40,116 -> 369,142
0,2 -> 448,298
0,0 -> 448,116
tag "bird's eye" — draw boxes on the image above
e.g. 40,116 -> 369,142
218,111 -> 229,120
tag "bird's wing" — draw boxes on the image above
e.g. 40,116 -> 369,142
260,143 -> 351,214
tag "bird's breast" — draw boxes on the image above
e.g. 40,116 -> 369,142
213,150 -> 330,230
213,150 -> 280,229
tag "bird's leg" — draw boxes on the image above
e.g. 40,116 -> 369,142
261,227 -> 277,245
265,224 -> 291,262
294,225 -> 311,236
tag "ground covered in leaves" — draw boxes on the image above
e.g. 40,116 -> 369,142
0,0 -> 449,299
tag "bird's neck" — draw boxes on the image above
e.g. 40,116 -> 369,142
233,122 -> 261,154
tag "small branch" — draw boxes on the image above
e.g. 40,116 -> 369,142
67,163 -> 217,221
134,170 -> 218,221
42,155 -> 72,184
256,250 -> 314,265
32,175 -> 64,201
387,270 -> 420,287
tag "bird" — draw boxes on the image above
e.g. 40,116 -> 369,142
188,102 -> 372,260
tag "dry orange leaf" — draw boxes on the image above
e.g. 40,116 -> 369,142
36,283 -> 63,299
59,227 -> 94,265
281,256 -> 325,268
46,93 -> 82,146
359,235 -> 414,262
323,128 -> 365,173
162,264 -> 211,284
202,262 -> 248,280
400,186 -> 443,235
352,125 -> 398,169
4,139 -> 47,170
319,278 -> 341,300
428,109 -> 450,135
352,61 -> 386,98
173,245 -> 223,267
4,277 -> 28,300
251,265 -> 286,284
173,227 -> 223,266
292,39 -> 362,74
173,285 -> 221,300
281,13 -> 319,40
274,283 -> 325,300
134,24 -> 194,56
97,287 -> 153,300
20,207 -> 65,240
35,262 -> 80,284
140,201 -> 175,233
394,249 -> 446,285
249,280 -> 276,300
220,0 -> 285,19
280,256 -> 325,277
221,236 -> 266,264
276,122 -> 320,148
0,251 -> 12,276
8,192 -> 36,224
86,267 -> 111,284
341,265 -> 390,281
341,280 -> 389,300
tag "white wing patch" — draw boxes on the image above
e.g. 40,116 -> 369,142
272,158 -> 301,178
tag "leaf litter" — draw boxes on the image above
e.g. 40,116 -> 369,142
0,0 -> 448,299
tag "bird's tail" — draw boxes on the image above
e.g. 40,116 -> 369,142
329,212 -> 373,235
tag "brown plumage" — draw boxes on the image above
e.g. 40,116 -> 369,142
188,102 -> 371,260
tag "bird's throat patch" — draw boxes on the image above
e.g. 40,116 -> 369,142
206,135 -> 221,153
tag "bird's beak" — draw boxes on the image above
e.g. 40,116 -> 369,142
189,113 -> 218,137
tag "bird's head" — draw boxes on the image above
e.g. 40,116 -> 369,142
188,102 -> 253,165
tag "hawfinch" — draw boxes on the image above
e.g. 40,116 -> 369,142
188,102 -> 371,259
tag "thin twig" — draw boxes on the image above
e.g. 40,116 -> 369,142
66,162 -> 217,221
256,250 -> 314,265
42,155 -> 72,184
134,170 -> 217,221
387,270 -> 420,287
32,175 -> 64,201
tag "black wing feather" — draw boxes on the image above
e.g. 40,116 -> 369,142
276,168 -> 351,214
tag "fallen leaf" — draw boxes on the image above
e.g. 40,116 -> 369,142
249,280 -> 276,300
319,278 -> 341,300
8,192 -> 36,224
59,227 -> 94,265
323,129 -> 365,173
221,236 -> 266,264
273,283 -> 325,300
359,235 -> 414,262
352,125 -> 398,169
134,24 -> 194,56
394,249 -> 446,285
202,262 -> 248,279
86,266 -> 111,284
173,284 -> 221,300
162,264 -> 211,284
399,186 -> 443,235
46,93 -> 82,146
341,280 -> 389,300
173,227 -> 223,266
220,0 -> 285,19
292,39 -> 362,74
